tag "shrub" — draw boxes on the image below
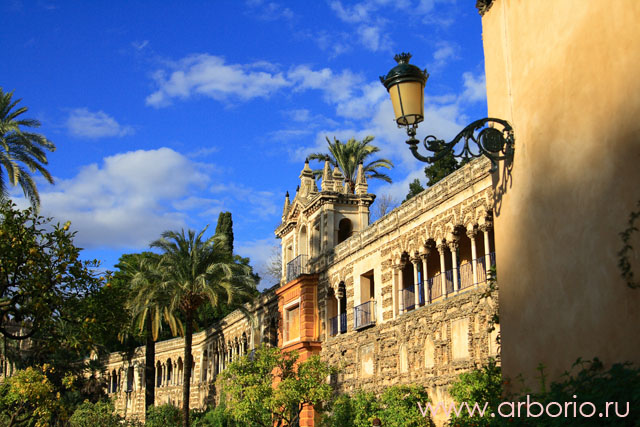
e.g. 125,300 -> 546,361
379,384 -> 431,427
322,385 -> 431,427
69,400 -> 129,427
448,358 -> 502,426
192,399 -> 239,427
448,358 -> 640,426
146,404 -> 182,427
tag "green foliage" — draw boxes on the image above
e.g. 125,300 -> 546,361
214,212 -> 234,257
0,88 -> 56,208
192,399 -> 239,427
68,400 -> 133,427
0,365 -> 63,427
448,358 -> 502,426
448,358 -> 640,426
146,404 -> 182,427
149,226 -> 258,426
0,201 -> 103,365
404,178 -> 425,202
618,198 -> 640,289
424,139 -> 463,187
309,135 -> 394,193
379,384 -> 431,426
219,345 -> 337,427
322,385 -> 431,427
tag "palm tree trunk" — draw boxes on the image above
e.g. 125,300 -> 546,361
182,311 -> 194,427
145,316 -> 156,413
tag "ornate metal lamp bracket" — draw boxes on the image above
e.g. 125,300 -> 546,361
404,118 -> 514,172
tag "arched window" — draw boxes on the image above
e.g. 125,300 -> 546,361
126,366 -> 134,392
156,362 -> 162,387
338,218 -> 352,243
166,358 -> 173,385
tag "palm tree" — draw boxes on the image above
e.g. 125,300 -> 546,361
121,252 -> 179,413
308,135 -> 393,193
151,227 -> 256,427
0,89 -> 55,208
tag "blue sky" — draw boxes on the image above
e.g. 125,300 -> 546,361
2,0 -> 487,288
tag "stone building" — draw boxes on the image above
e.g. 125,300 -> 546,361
103,156 -> 499,426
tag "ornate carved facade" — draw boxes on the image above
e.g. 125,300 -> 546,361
102,157 -> 498,426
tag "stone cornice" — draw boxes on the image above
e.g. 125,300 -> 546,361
320,157 -> 492,266
476,0 -> 494,16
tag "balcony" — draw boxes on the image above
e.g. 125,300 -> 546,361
286,254 -> 309,283
400,287 -> 415,311
354,300 -> 376,330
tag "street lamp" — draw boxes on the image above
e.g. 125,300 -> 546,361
380,52 -> 514,172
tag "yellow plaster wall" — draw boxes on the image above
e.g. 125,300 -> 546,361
482,0 -> 640,383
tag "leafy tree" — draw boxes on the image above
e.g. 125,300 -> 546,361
150,227 -> 257,427
309,136 -> 393,193
192,395 -> 239,427
146,404 -> 182,427
219,345 -> 337,427
68,400 -> 133,427
403,178 -> 425,202
0,201 -> 102,357
0,88 -> 56,209
0,365 -> 64,427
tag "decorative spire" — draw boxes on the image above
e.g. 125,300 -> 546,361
332,167 -> 344,193
299,159 -> 315,197
355,161 -> 368,194
282,191 -> 290,221
321,160 -> 333,192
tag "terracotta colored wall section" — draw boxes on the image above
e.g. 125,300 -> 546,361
481,0 -> 640,385
276,274 -> 322,426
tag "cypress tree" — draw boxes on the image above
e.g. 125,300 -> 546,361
215,211 -> 234,257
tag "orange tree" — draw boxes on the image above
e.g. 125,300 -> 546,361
0,201 -> 122,412
218,345 -> 337,427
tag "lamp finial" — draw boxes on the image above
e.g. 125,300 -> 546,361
394,52 -> 412,64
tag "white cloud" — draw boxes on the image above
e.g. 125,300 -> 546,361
244,0 -> 294,21
461,72 -> 487,102
66,108 -> 134,139
235,236 -> 280,289
36,148 -> 209,249
432,41 -> 459,69
358,25 -> 392,52
210,183 -> 277,220
132,40 -> 149,51
146,54 -> 291,107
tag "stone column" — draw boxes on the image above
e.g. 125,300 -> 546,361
421,251 -> 429,303
437,243 -> 447,296
336,293 -> 343,335
481,224 -> 492,278
449,240 -> 459,292
398,264 -> 405,314
468,229 -> 478,286
412,258 -> 420,308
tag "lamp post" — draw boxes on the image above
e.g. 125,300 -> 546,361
380,53 -> 514,172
